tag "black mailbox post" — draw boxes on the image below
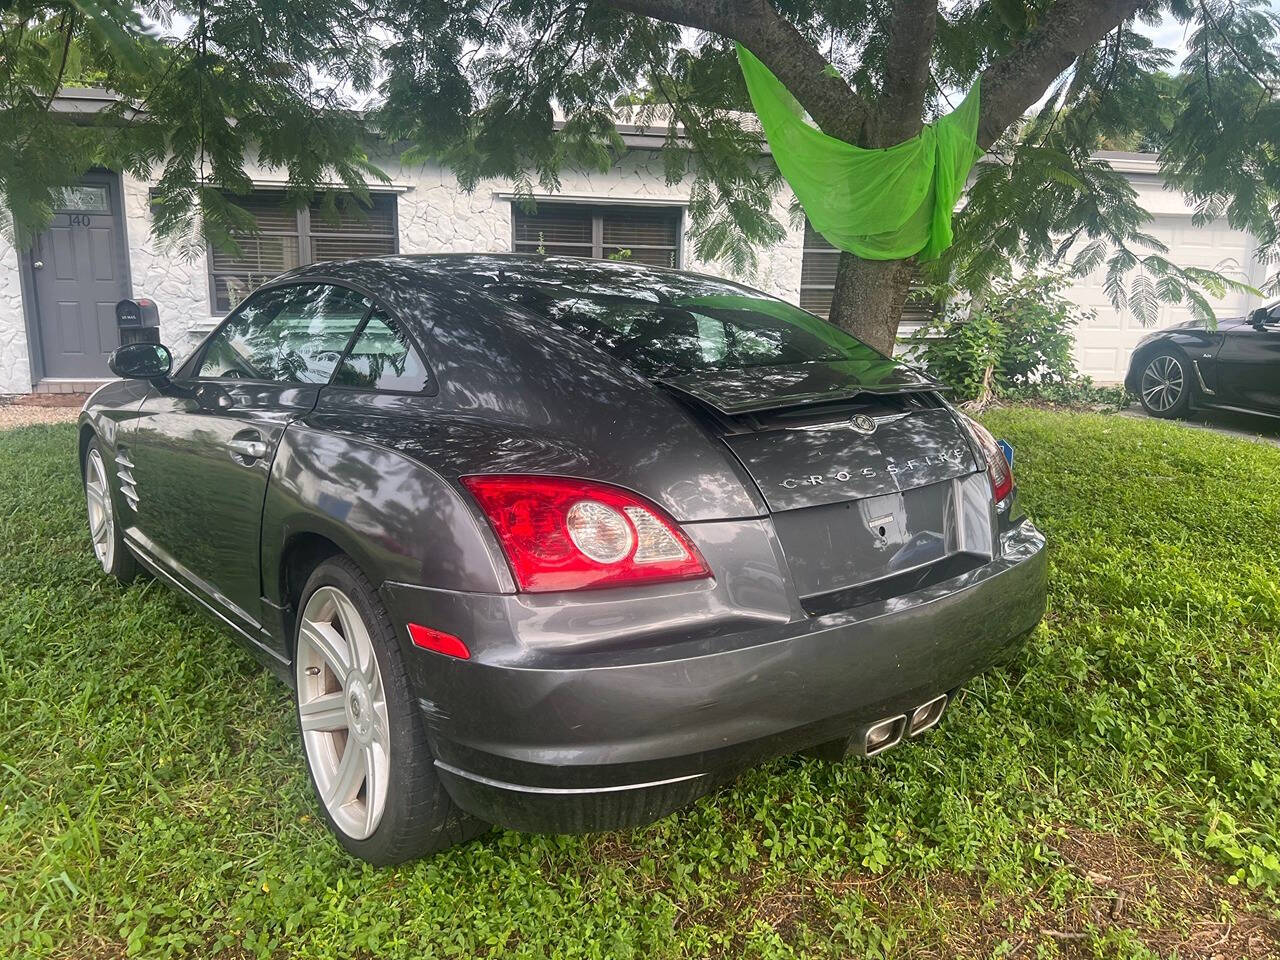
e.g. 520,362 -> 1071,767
115,298 -> 161,346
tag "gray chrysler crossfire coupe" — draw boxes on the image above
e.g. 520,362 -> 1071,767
79,254 -> 1047,864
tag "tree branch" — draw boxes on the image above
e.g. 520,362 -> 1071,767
978,0 -> 1146,150
1198,0 -> 1276,94
599,0 -> 869,141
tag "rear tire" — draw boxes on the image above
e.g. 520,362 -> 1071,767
293,555 -> 487,865
1137,350 -> 1192,419
84,439 -> 137,583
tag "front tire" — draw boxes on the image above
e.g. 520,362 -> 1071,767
84,439 -> 137,583
293,556 -> 486,865
1137,350 -> 1192,419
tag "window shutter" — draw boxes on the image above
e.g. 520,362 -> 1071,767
209,192 -> 302,313
308,194 -> 398,262
601,208 -> 680,267
799,221 -> 840,317
208,191 -> 399,313
512,206 -> 593,257
511,203 -> 681,266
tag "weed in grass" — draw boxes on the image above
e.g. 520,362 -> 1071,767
0,412 -> 1277,958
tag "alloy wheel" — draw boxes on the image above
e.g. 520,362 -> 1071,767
296,585 -> 391,841
1140,355 -> 1184,412
85,449 -> 115,572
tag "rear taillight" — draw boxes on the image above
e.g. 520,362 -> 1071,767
460,475 -> 711,592
958,414 -> 1014,504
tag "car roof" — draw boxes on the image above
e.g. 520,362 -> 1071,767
277,253 -> 771,302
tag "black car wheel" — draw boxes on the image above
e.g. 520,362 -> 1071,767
1138,351 -> 1191,419
84,439 -> 137,583
293,555 -> 486,865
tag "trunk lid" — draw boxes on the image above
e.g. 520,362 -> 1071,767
664,379 -> 992,606
719,403 -> 975,511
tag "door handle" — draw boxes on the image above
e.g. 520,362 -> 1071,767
32,260 -> 44,270
228,438 -> 268,460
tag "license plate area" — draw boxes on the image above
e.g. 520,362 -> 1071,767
772,478 -> 959,599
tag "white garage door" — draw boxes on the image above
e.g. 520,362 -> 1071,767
1066,215 -> 1256,383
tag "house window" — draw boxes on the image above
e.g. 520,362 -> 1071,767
799,219 -> 937,332
208,191 -> 397,313
512,203 -> 681,268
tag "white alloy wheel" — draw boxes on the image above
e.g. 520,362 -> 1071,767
85,448 -> 115,572
295,585 -> 392,841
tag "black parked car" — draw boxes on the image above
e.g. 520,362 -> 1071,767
80,255 -> 1047,864
1125,305 -> 1280,419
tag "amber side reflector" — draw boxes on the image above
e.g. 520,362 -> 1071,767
408,623 -> 471,660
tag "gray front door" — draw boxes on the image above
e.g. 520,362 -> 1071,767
28,174 -> 130,379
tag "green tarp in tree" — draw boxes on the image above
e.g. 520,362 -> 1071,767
736,43 -> 981,262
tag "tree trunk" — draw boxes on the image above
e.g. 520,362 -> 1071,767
819,0 -> 934,355
828,253 -> 913,355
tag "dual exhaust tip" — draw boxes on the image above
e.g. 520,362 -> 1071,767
859,693 -> 948,757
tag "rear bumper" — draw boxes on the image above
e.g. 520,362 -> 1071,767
383,520 -> 1047,833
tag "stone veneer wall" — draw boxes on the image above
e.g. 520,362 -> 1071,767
124,147 -> 807,347
0,235 -> 31,393
389,150 -> 805,305
121,173 -> 214,360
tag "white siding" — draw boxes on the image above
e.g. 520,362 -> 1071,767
1066,214 -> 1258,382
1063,161 -> 1262,383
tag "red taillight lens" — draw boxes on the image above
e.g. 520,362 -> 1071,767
959,414 -> 1014,503
460,475 -> 711,592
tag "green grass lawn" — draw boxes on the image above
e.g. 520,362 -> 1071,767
1,409 -> 1278,959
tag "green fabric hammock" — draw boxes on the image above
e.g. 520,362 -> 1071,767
736,43 -> 981,262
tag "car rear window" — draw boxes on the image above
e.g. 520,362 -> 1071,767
499,285 -> 898,379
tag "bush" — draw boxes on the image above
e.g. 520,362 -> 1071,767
1001,378 -> 1131,411
907,270 -> 1090,404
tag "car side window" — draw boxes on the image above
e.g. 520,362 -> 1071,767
332,310 -> 431,393
196,284 -> 372,383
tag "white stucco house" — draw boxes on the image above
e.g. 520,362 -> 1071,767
0,89 -> 1264,394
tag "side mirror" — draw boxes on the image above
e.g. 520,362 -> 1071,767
109,342 -> 173,382
1249,307 -> 1272,329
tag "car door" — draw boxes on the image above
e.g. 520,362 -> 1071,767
1214,313 -> 1280,413
125,282 -> 373,635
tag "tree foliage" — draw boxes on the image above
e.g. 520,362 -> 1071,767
4,0 -> 1280,334
1,0 -> 386,254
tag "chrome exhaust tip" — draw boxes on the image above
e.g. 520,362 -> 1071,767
908,693 -> 948,737
863,714 -> 907,756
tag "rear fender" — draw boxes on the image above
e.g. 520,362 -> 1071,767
260,424 -> 514,618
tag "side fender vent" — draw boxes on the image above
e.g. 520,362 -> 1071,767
115,449 -> 139,511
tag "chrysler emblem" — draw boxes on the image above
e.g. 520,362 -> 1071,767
849,414 -> 877,435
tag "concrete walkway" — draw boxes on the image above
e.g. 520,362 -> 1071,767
1118,406 -> 1280,447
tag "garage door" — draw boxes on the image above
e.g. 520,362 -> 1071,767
1065,215 -> 1256,383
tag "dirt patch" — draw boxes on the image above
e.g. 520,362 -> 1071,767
0,394 -> 83,428
657,825 -> 1279,958
1049,825 -> 1278,958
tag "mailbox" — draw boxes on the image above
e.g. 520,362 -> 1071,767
115,298 -> 161,346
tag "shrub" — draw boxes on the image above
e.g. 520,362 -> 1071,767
1001,378 -> 1131,411
907,270 -> 1090,404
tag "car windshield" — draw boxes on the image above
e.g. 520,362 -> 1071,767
498,284 -> 897,379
